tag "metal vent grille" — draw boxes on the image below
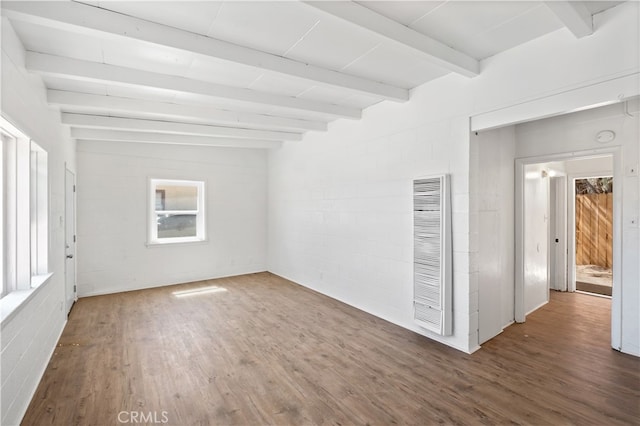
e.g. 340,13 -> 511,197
413,175 -> 452,335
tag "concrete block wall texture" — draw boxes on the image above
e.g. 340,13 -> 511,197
268,3 -> 639,354
1,18 -> 75,426
470,126 -> 515,345
268,77 -> 476,352
76,141 -> 269,297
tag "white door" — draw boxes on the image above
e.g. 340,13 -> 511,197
549,176 -> 567,291
65,168 -> 76,314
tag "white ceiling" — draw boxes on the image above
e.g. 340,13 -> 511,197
1,1 -> 625,149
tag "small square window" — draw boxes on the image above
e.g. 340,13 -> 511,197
149,179 -> 205,245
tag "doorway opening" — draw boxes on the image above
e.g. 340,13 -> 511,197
574,176 -> 613,297
515,152 -> 617,347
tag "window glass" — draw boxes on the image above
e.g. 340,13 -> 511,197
157,214 -> 197,238
157,185 -> 197,210
1,118 -> 49,299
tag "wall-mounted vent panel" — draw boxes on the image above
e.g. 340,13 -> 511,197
413,175 -> 452,336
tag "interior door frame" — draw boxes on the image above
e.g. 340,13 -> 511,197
65,166 -> 77,314
515,146 -> 622,351
567,170 -> 614,293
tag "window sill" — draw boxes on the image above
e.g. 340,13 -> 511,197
146,238 -> 208,248
1,272 -> 54,327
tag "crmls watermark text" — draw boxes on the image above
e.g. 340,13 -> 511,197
117,411 -> 169,424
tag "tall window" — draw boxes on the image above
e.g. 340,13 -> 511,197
31,141 -> 48,276
149,179 -> 205,245
1,117 -> 49,298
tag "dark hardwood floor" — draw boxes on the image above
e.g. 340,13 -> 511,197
22,273 -> 639,425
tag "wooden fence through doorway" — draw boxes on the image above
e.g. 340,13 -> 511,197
575,193 -> 613,268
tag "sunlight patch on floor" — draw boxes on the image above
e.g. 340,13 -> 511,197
172,286 -> 228,298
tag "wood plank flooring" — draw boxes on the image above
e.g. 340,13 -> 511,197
22,273 -> 639,425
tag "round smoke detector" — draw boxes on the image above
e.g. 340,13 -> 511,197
596,130 -> 616,143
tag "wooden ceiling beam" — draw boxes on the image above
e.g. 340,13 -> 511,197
4,1 -> 409,101
61,113 -> 302,141
303,1 -> 479,77
544,1 -> 593,38
71,128 -> 281,149
48,90 -> 327,132
27,52 -> 361,120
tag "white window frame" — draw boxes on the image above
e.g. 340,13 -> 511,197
31,141 -> 49,276
1,116 -> 50,302
148,178 -> 205,245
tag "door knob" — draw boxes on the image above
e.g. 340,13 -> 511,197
66,254 -> 74,259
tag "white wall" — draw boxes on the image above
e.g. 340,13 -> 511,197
564,157 -> 613,175
470,127 -> 515,344
269,76 -> 473,351
1,18 -> 75,426
76,141 -> 268,296
268,2 -> 639,354
515,99 -> 640,356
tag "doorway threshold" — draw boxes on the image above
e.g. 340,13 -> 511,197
576,280 -> 612,296
576,289 -> 612,299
